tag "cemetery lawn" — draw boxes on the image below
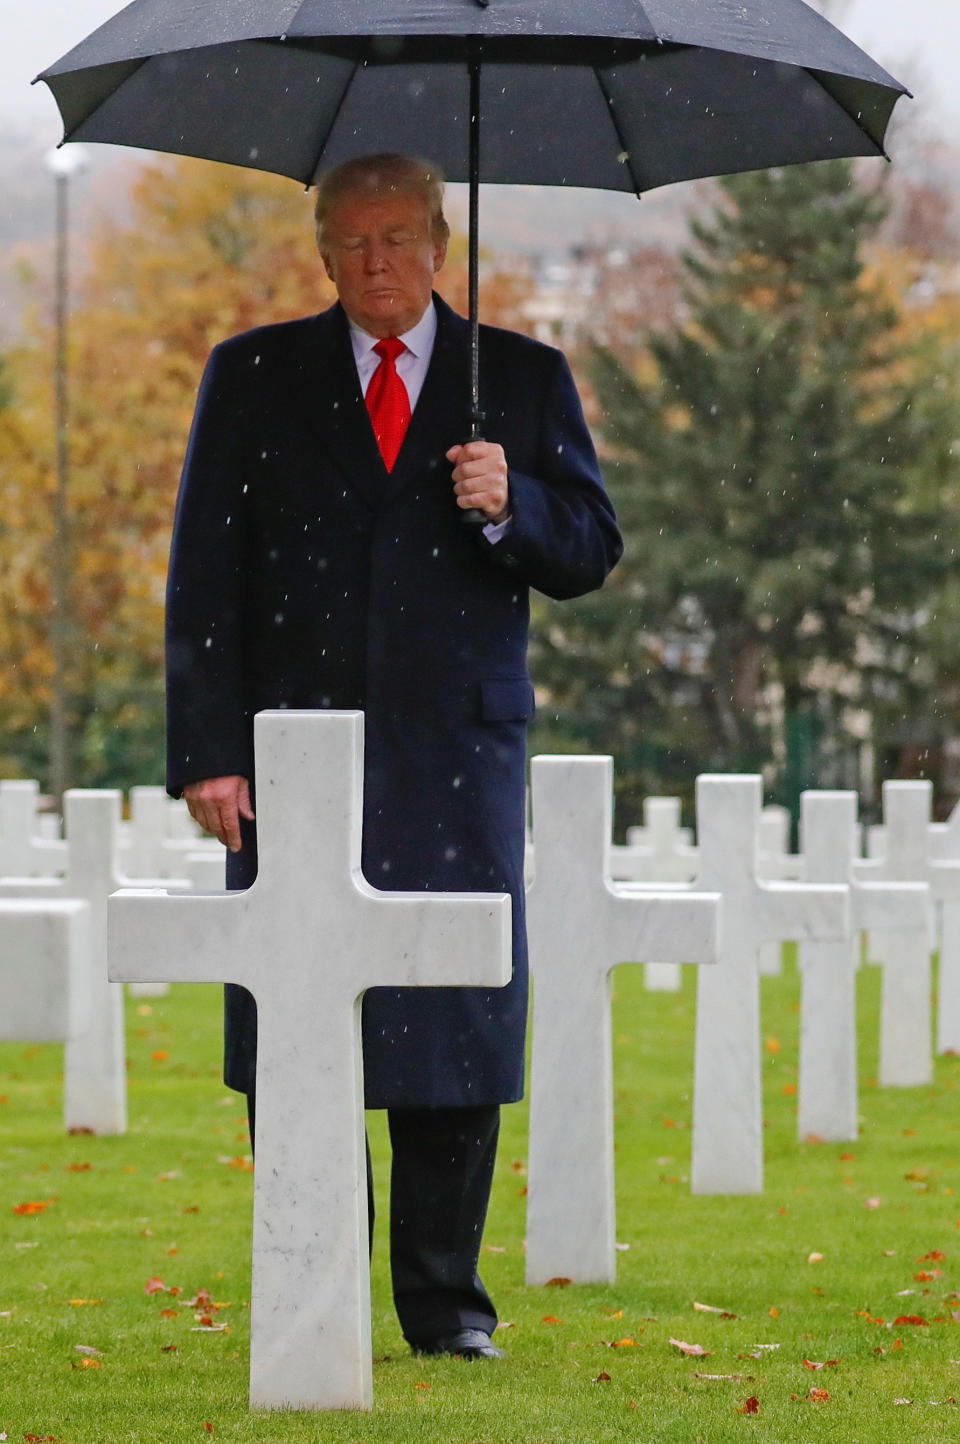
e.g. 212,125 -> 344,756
2,959 -> 960,1442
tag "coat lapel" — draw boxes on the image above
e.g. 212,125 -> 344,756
306,302 -> 387,511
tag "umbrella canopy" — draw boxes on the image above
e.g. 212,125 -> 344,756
38,0 -> 907,196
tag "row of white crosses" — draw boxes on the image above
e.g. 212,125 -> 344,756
1,716 -> 951,1412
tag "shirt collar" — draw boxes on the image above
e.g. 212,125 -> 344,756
348,299 -> 437,364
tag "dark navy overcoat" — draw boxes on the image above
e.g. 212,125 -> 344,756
166,294 -> 622,1108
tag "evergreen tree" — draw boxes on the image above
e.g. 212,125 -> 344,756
529,161 -> 960,825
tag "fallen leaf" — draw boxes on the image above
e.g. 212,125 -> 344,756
864,1198 -> 881,1210
669,1337 -> 709,1356
68,1126 -> 94,1136
74,1358 -> 102,1369
188,1290 -> 213,1309
13,1201 -> 53,1216
840,1152 -> 854,1161
782,1083 -> 797,1095
611,1338 -> 637,1348
191,1324 -> 229,1332
915,1271 -> 943,1282
160,1308 -> 180,1318
809,1387 -> 830,1402
203,1425 -> 214,1436
919,1251 -> 947,1262
739,1396 -> 760,1414
808,1253 -> 824,1264
608,1309 -> 624,1320
693,1301 -> 737,1318
769,1307 -> 779,1318
802,1359 -> 839,1370
484,1245 -> 505,1253
594,1371 -> 612,1382
137,1005 -> 153,1016
144,1277 -> 166,1295
68,1300 -> 102,1307
414,1381 -> 430,1391
765,1036 -> 781,1053
895,1315 -> 929,1326
541,1315 -> 563,1325
67,1163 -> 92,1173
545,1277 -> 571,1287
893,1398 -> 913,1406
696,1373 -> 747,1381
161,1344 -> 177,1353
151,1050 -> 169,1062
73,1345 -> 101,1357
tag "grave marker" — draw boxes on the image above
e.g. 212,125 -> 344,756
0,899 -> 90,1040
690,776 -> 848,1194
109,711 -> 511,1411
798,792 -> 928,1140
525,756 -> 719,1284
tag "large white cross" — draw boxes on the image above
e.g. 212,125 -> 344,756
853,781 -> 960,1084
0,899 -> 90,1041
0,790 -> 186,1134
524,756 -> 719,1285
690,776 -> 849,1195
798,791 -> 928,1140
109,711 -> 511,1412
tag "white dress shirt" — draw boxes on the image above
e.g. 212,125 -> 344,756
347,301 -> 510,542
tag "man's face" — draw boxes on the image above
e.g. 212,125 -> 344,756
320,189 -> 447,338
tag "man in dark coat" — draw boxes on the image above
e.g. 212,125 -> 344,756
166,153 -> 622,1360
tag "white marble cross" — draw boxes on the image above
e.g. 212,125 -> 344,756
0,898 -> 90,1041
690,776 -> 848,1195
524,756 -> 719,1285
0,780 -> 66,878
0,790 -> 186,1134
853,781 -> 960,1084
798,792 -> 928,1140
109,711 -> 511,1412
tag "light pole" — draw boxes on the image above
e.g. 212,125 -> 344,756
43,144 -> 89,808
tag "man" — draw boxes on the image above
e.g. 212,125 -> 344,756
166,154 -> 622,1360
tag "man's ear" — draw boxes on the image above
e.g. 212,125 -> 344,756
432,239 -> 448,275
320,250 -> 336,283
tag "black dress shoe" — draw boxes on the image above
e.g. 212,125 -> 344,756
414,1328 -> 505,1360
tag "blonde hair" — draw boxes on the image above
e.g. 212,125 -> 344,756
314,153 -> 450,250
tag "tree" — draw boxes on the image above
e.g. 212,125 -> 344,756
529,160 -> 960,825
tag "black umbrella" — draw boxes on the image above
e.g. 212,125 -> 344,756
36,0 -> 909,512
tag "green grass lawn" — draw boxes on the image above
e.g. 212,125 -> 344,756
3,953 -> 960,1441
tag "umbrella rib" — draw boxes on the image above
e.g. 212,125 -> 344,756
591,66 -> 644,199
304,55 -> 364,186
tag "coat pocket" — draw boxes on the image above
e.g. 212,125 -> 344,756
479,678 -> 536,722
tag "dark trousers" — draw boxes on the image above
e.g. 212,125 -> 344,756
246,1093 -> 499,1345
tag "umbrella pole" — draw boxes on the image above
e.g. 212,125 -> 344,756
459,49 -> 488,526
469,51 -> 482,444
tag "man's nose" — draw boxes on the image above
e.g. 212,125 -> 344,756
363,244 -> 387,273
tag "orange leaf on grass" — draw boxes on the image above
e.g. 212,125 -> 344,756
541,1315 -> 563,1325
809,1387 -> 830,1402
144,1277 -> 167,1295
739,1396 -> 760,1414
595,1371 -> 612,1382
611,1338 -> 637,1348
13,1201 -> 54,1216
915,1271 -> 943,1282
68,1300 -> 103,1307
203,1425 -> 214,1436
160,1308 -> 180,1318
74,1358 -> 102,1369
669,1337 -> 709,1356
67,1163 -> 92,1172
894,1315 -> 929,1326
919,1250 -> 947,1261
151,1050 -> 169,1062
414,1381 -> 431,1391
161,1344 -> 178,1352
545,1278 -> 571,1287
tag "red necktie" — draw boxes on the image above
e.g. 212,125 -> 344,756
365,337 -> 411,472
